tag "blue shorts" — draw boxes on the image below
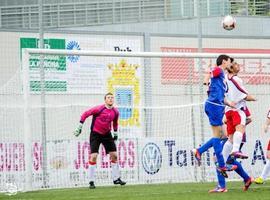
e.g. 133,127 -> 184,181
205,102 -> 224,126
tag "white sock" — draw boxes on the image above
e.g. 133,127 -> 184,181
89,161 -> 96,182
222,140 -> 233,162
261,159 -> 270,180
232,131 -> 243,153
111,161 -> 120,181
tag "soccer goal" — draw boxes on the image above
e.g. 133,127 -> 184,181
1,49 -> 270,192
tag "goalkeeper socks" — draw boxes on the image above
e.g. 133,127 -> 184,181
197,137 -> 215,155
111,161 -> 120,181
232,131 -> 243,153
89,161 -> 97,182
261,160 -> 270,180
222,140 -> 233,162
212,138 -> 225,167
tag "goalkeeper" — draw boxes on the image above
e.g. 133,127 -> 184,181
74,92 -> 126,189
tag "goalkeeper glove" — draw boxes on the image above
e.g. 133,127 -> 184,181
112,131 -> 118,140
74,123 -> 83,137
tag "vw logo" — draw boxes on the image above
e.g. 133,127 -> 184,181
141,142 -> 162,175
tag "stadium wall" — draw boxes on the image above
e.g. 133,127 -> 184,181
59,17 -> 270,37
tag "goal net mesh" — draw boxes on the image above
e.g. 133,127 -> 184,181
0,50 -> 270,191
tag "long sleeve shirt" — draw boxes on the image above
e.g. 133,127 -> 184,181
80,104 -> 119,135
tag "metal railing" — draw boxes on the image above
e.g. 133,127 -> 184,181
230,0 -> 270,16
0,0 -> 269,29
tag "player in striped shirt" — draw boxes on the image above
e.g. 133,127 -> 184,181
74,92 -> 126,189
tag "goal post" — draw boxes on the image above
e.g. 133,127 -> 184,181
10,49 -> 270,191
22,49 -> 32,192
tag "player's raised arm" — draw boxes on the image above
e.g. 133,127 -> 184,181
244,94 -> 256,101
73,106 -> 99,137
80,106 -> 99,123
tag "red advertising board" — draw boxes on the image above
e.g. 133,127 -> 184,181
161,47 -> 270,85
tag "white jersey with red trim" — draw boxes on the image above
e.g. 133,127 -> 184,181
225,74 -> 248,112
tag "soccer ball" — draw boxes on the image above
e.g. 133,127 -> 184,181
222,15 -> 236,31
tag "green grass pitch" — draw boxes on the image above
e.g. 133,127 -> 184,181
1,181 -> 270,200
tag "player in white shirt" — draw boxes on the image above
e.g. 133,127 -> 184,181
254,109 -> 270,184
224,60 -> 256,160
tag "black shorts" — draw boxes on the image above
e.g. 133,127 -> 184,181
90,131 -> 117,154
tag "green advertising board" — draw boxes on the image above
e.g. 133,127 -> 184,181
20,38 -> 67,92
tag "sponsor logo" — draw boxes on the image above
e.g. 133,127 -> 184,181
66,41 -> 80,62
142,142 -> 162,174
114,46 -> 132,52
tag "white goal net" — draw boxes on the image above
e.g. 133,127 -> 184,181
1,49 -> 270,192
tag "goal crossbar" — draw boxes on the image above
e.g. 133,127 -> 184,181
25,48 -> 270,59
